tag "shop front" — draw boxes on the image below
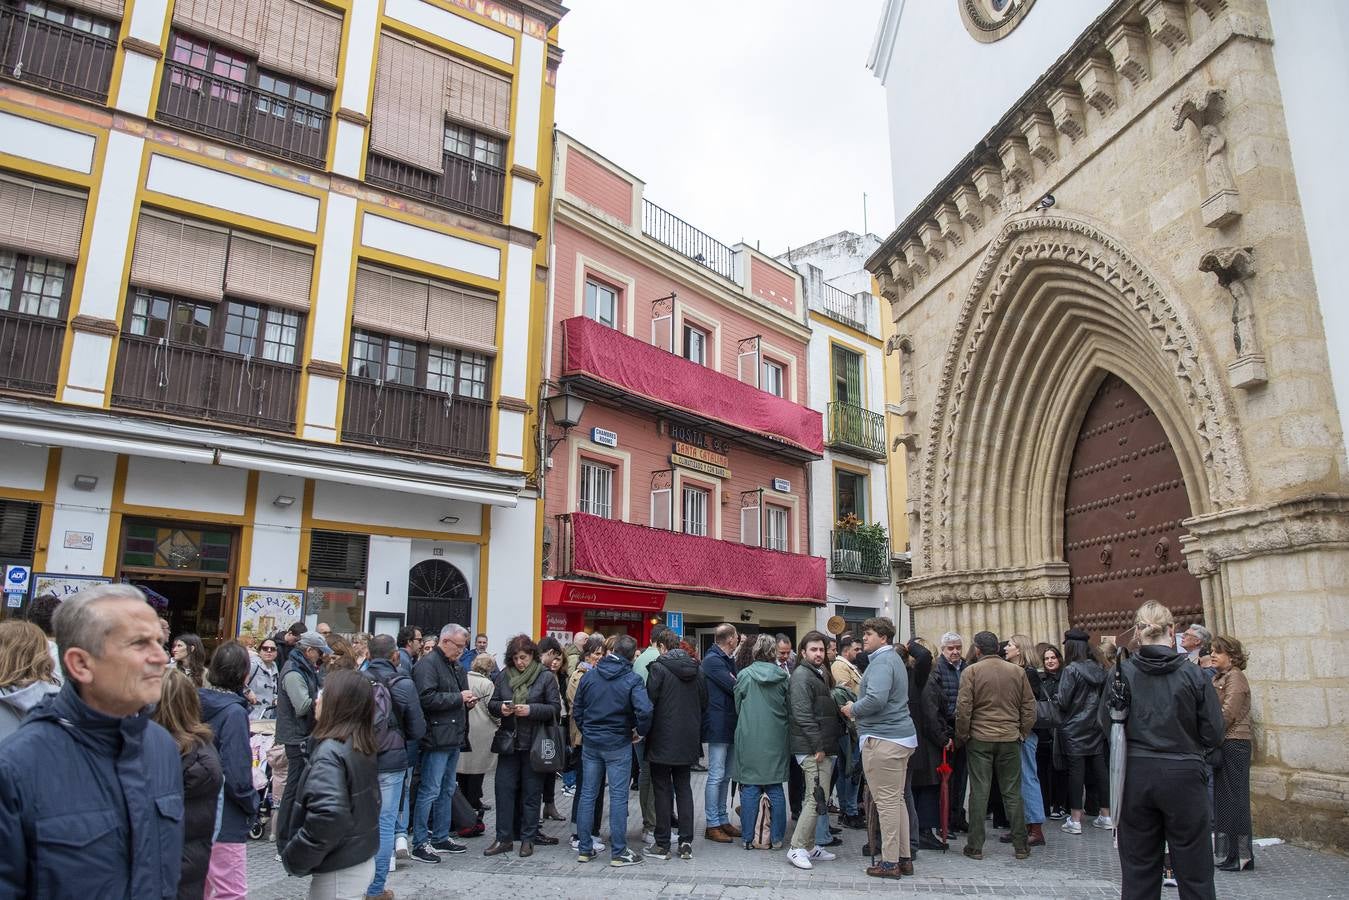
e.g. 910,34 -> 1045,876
118,519 -> 237,646
542,579 -> 667,645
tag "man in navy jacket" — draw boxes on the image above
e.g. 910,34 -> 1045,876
700,623 -> 741,843
0,584 -> 183,899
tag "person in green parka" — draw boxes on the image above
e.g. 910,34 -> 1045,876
733,634 -> 790,849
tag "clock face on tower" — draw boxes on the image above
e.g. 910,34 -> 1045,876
959,0 -> 1037,43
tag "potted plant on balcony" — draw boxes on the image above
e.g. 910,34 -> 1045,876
834,515 -> 887,578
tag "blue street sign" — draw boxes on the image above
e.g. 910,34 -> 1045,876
665,611 -> 684,635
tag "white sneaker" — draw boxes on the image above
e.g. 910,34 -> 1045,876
570,835 -> 606,852
642,829 -> 655,846
1061,819 -> 1083,834
1092,815 -> 1114,829
787,847 -> 814,870
808,845 -> 836,861
395,835 -> 409,859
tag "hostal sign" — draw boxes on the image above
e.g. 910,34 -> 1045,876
666,422 -> 731,479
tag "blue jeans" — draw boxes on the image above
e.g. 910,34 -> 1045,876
413,748 -> 460,847
704,742 -> 733,827
1020,733 -> 1045,824
577,744 -> 631,858
739,783 -> 786,846
367,770 -> 404,894
834,734 -> 859,816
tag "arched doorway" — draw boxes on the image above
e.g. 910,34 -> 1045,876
1063,374 -> 1203,640
407,559 -> 472,638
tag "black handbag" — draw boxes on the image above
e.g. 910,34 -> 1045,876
530,709 -> 566,774
1034,699 -> 1061,730
490,726 -> 515,755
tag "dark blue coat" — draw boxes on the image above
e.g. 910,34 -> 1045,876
0,681 -> 184,899
367,657 -> 426,772
199,687 -> 259,843
701,643 -> 738,744
572,654 -> 652,753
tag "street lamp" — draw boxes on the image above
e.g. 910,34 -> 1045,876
543,385 -> 587,455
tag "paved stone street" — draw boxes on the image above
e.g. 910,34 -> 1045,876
246,768 -> 1349,899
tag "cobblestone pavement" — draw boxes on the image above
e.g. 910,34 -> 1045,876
247,768 -> 1349,899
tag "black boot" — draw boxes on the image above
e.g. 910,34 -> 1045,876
918,828 -> 948,851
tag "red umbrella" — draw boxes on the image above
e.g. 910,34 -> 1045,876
937,744 -> 953,851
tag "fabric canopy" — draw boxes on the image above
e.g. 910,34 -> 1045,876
562,316 -> 823,456
568,512 -> 825,605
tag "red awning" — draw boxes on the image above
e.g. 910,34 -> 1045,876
543,579 -> 667,612
561,316 -> 824,456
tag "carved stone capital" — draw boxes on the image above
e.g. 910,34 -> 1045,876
1183,495 -> 1349,565
918,221 -> 945,265
900,238 -> 929,280
884,334 -> 903,356
892,432 -> 918,452
953,183 -> 984,230
1075,56 -> 1118,116
936,202 -> 964,248
1106,23 -> 1150,86
997,136 -> 1034,193
887,255 -> 914,291
1047,86 -> 1087,143
1021,110 -> 1058,165
902,563 -> 1072,610
1171,88 -> 1227,132
1141,0 -> 1190,52
1227,354 -> 1267,389
972,164 -> 1005,208
1198,245 -> 1254,285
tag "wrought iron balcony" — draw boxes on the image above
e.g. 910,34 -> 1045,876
341,378 -> 490,462
366,151 -> 505,220
641,199 -> 736,282
830,528 -> 890,583
157,61 -> 329,167
826,400 -> 886,459
817,282 -> 872,333
554,513 -> 825,604
0,6 -> 116,103
561,315 -> 823,459
111,335 -> 300,433
0,310 -> 63,397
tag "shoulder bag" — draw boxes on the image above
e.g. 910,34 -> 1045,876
530,708 -> 566,774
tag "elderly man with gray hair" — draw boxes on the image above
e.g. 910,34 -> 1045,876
409,622 -> 475,864
935,631 -> 971,833
0,584 -> 183,898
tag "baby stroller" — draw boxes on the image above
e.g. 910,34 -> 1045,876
248,720 -> 277,841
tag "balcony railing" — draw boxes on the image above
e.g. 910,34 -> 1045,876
818,282 -> 871,333
157,61 -> 329,167
0,6 -> 115,102
562,316 -> 824,458
366,152 -> 505,220
0,310 -> 63,396
641,199 -> 736,282
342,378 -> 490,461
830,528 -> 890,583
111,335 -> 300,433
555,512 -> 825,604
826,401 -> 886,459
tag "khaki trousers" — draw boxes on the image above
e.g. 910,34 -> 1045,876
790,755 -> 833,850
861,736 -> 914,863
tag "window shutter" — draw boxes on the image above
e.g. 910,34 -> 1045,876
63,0 -> 126,17
0,175 -> 87,261
129,211 -> 229,302
740,501 -> 761,547
225,234 -> 314,310
370,34 -> 450,173
307,531 -> 369,584
351,264 -> 429,342
259,0 -> 343,89
172,0 -> 267,53
426,282 -> 497,352
650,489 -> 672,531
445,58 -> 512,137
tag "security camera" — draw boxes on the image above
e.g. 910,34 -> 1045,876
1035,193 -> 1055,210
740,609 -> 753,622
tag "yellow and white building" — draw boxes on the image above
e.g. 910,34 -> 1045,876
0,0 -> 564,647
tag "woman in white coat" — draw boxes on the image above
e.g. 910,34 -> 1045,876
457,653 -> 500,820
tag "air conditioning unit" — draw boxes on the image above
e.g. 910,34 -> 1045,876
833,549 -> 862,572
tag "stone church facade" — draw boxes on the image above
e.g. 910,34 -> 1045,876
868,0 -> 1348,847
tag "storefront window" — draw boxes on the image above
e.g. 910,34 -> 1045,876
306,530 -> 368,636
121,524 -> 232,572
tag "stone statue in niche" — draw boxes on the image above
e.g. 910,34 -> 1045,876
1200,246 -> 1267,389
1172,88 -> 1240,228
1201,124 -> 1236,196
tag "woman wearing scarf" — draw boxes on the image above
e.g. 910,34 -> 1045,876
484,634 -> 563,857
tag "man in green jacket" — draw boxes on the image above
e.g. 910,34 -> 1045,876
787,630 -> 843,870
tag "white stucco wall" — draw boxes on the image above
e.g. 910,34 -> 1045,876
1266,0 -> 1349,461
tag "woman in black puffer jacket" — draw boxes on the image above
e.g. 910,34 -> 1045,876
907,639 -> 949,850
278,669 -> 380,898
1055,629 -> 1110,835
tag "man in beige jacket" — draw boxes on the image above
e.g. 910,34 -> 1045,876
954,631 -> 1036,861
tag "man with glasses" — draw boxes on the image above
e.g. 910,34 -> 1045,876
410,623 -> 475,864
246,639 -> 281,720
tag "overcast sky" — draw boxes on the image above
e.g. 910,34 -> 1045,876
553,0 -> 894,257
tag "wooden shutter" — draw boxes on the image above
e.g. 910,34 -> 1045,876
351,265 -> 429,342
172,0 -> 267,53
259,0 -> 343,88
426,282 -> 496,351
0,175 -> 87,261
370,34 -> 449,173
650,489 -> 672,530
129,211 -> 229,302
225,234 -> 314,310
740,503 -> 761,547
445,58 -> 511,136
63,0 -> 126,17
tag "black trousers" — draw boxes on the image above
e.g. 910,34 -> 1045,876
914,784 -> 941,831
494,749 -> 543,843
1068,751 -> 1108,813
651,762 -> 693,846
570,747 -> 605,837
459,772 -> 485,812
1036,734 -> 1067,810
788,755 -> 805,818
278,743 -> 307,840
1117,756 -> 1215,900
947,743 -> 969,827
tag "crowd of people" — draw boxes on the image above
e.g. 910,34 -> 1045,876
0,584 -> 1253,900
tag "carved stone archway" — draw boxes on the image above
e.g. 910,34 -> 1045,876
906,212 -> 1249,638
